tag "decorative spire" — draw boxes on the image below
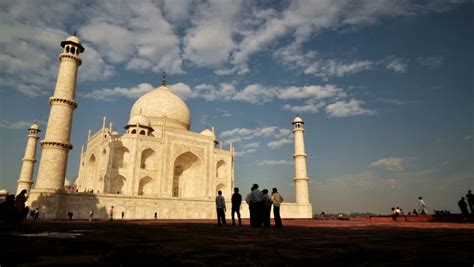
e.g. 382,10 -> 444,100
161,72 -> 167,86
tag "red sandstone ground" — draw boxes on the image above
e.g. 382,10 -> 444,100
0,219 -> 473,266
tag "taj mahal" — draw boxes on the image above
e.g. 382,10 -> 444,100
16,35 -> 313,219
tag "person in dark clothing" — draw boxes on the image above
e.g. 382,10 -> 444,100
458,197 -> 469,217
246,186 -> 255,227
231,187 -> 242,226
0,194 -> 16,223
466,190 -> 474,214
262,189 -> 272,227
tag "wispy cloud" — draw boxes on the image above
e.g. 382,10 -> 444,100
0,119 -> 45,130
257,160 -> 292,166
371,157 -> 405,171
80,83 -> 154,101
325,99 -> 375,118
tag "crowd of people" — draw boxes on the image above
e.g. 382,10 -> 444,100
0,189 -> 32,223
215,184 -> 284,227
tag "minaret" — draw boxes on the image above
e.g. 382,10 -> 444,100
16,122 -> 41,195
292,116 -> 310,204
35,35 -> 84,191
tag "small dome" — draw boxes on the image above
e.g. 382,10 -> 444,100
30,122 -> 40,130
293,116 -> 304,124
66,35 -> 81,44
111,131 -> 120,136
200,129 -> 216,139
0,189 -> 8,195
130,85 -> 191,130
127,114 -> 151,128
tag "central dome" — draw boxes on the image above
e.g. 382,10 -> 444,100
130,85 -> 191,130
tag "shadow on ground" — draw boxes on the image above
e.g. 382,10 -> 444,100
0,219 -> 473,266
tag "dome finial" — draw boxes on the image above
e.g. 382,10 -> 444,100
161,72 -> 167,86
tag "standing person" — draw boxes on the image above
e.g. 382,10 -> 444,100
89,210 -> 94,222
466,190 -> 474,214
215,190 -> 226,226
154,212 -> 157,220
109,206 -> 114,221
418,197 -> 427,214
121,211 -> 125,220
251,184 -> 264,227
231,187 -> 242,226
34,208 -> 40,219
458,197 -> 469,217
271,188 -> 284,228
15,190 -> 28,222
262,189 -> 272,227
246,186 -> 255,227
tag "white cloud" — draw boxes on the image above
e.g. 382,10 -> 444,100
183,0 -> 242,67
417,56 -> 444,68
257,160 -> 292,166
0,119 -> 45,130
371,157 -> 405,171
170,83 -> 193,100
283,101 -> 326,114
267,137 -> 293,149
162,0 -> 192,23
385,57 -> 407,73
233,84 -> 277,104
81,83 -> 154,101
278,85 -> 345,100
325,99 -> 375,118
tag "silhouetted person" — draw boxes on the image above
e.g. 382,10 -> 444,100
412,209 -> 418,215
15,189 -> 28,222
250,184 -> 264,227
272,188 -> 284,227
121,211 -> 125,220
391,207 -> 398,221
231,187 -> 242,226
458,197 -> 469,217
216,190 -> 226,226
0,194 -> 16,223
34,208 -> 39,219
262,189 -> 272,227
109,206 -> 114,221
246,186 -> 255,227
89,210 -> 94,222
154,212 -> 157,220
67,211 -> 73,220
466,190 -> 474,214
418,197 -> 427,214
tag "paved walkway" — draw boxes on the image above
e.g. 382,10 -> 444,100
1,219 -> 473,266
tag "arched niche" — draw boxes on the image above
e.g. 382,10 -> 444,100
138,176 -> 153,196
105,174 -> 126,194
172,151 -> 202,198
113,146 -> 129,169
216,160 -> 226,179
141,148 -> 155,170
216,183 -> 225,194
85,154 -> 96,189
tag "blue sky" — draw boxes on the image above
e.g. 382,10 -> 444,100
0,0 -> 472,214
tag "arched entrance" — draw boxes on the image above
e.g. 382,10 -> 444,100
172,152 -> 202,198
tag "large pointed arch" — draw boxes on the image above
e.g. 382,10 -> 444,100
113,146 -> 129,169
172,151 -> 202,198
140,148 -> 155,170
105,174 -> 126,194
138,176 -> 153,196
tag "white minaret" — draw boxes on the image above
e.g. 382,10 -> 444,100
16,122 -> 41,195
292,116 -> 310,204
35,35 -> 84,191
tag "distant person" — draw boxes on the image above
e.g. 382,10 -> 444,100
272,188 -> 284,228
458,197 -> 469,217
262,189 -> 272,227
109,206 -> 114,221
418,197 -> 427,214
154,212 -> 157,220
216,190 -> 226,226
67,211 -> 73,221
246,186 -> 255,227
466,190 -> 474,214
89,210 -> 94,222
395,207 -> 401,215
412,209 -> 418,215
121,211 -> 125,220
231,187 -> 242,226
391,207 -> 398,221
34,208 -> 39,219
15,189 -> 28,222
251,184 -> 264,227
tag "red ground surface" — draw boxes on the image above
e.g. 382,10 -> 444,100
0,219 -> 473,266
